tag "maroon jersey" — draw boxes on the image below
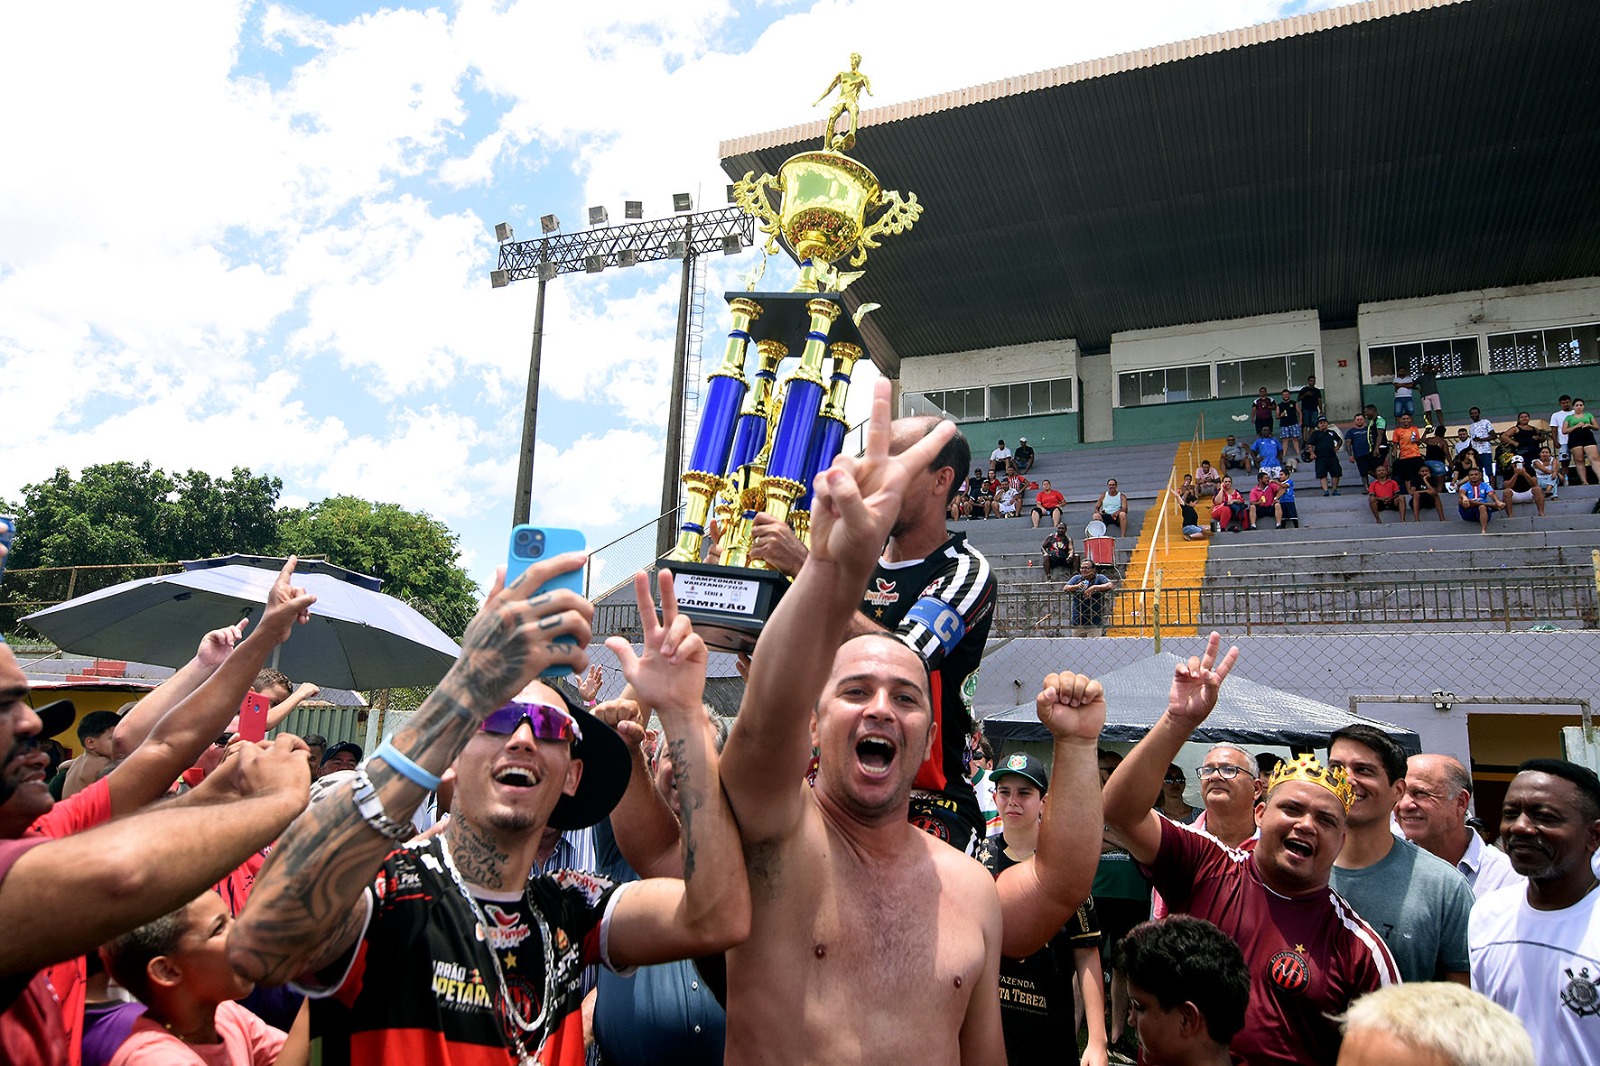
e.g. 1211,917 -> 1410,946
1143,819 -> 1399,1066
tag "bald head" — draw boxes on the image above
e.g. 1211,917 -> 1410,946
1396,753 -> 1474,861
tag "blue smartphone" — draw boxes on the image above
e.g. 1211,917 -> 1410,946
506,525 -> 586,679
0,515 -> 14,580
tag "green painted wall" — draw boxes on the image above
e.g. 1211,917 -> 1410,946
1111,395 -> 1253,443
1360,366 -> 1600,424
958,412 -> 1079,453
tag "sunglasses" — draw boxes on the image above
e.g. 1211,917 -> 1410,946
1164,775 -> 1185,785
480,701 -> 583,743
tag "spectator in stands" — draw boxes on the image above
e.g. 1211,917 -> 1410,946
1388,413 -> 1427,493
1565,397 -> 1600,485
1246,473 -> 1279,532
1409,468 -> 1447,522
1156,764 -> 1199,824
1273,469 -> 1300,529
1220,435 -> 1252,473
1363,404 -> 1391,470
1457,466 -> 1503,533
1500,456 -> 1546,518
1178,473 -> 1198,504
1193,459 -> 1221,497
1392,366 -> 1416,420
1209,477 -> 1248,533
1178,498 -> 1213,542
1416,361 -> 1445,431
996,478 -> 1024,519
1550,394 -> 1575,481
1251,387 -> 1275,438
1337,983 -> 1534,1066
1275,390 -> 1301,466
975,473 -> 999,519
966,467 -> 986,498
990,438 -> 1013,476
1012,436 -> 1035,474
1063,558 -> 1117,637
1345,412 -> 1377,491
1298,375 -> 1323,454
947,483 -> 973,521
1367,465 -> 1409,524
1250,427 -> 1283,479
1506,412 -> 1547,467
1114,917 -> 1250,1066
1450,440 -> 1481,490
1422,425 -> 1452,485
1309,416 -> 1344,495
1533,444 -> 1562,501
1469,760 -> 1600,1064
299,732 -> 327,774
1042,523 -> 1079,580
1466,406 -> 1497,480
57,710 -> 123,800
1095,479 -> 1129,537
1395,753 -> 1521,899
1327,725 -> 1475,983
1030,479 -> 1065,528
100,890 -> 291,1066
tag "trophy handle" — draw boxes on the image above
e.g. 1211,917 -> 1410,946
732,171 -> 785,256
849,189 -> 923,268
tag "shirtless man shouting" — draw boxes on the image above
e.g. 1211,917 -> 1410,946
720,381 -> 1008,1065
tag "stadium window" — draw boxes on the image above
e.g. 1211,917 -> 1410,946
1485,323 -> 1598,373
1366,337 -> 1481,382
1117,365 -> 1213,407
1215,352 -> 1315,398
902,387 -> 986,422
987,376 -> 1075,418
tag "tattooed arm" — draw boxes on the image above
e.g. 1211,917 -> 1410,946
601,571 -> 749,966
228,553 -> 594,985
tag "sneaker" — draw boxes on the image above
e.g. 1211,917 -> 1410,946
1322,489 -> 1330,496
1331,489 -> 1341,496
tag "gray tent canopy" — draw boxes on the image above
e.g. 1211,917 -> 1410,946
981,652 -> 1420,753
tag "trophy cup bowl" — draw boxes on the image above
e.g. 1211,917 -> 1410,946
778,152 -> 882,264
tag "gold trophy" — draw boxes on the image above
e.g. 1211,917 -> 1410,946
662,55 -> 922,651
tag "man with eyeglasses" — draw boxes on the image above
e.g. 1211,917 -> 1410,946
1193,747 -> 1261,850
231,567 -> 750,1066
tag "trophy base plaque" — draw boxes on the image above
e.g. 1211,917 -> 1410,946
663,560 -> 789,654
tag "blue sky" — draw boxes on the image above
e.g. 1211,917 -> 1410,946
0,0 -> 1339,596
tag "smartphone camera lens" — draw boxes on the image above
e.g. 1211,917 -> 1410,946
514,528 -> 534,550
529,530 -> 545,556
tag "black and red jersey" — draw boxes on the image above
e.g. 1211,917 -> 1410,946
302,836 -> 624,1066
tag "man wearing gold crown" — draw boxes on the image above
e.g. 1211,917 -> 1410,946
1103,636 -> 1400,1066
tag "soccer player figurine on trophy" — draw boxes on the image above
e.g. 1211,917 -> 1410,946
662,55 -> 922,651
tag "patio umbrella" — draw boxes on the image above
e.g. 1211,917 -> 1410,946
23,555 -> 460,690
982,652 -> 1421,752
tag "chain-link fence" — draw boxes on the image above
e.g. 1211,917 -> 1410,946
584,507 -> 681,602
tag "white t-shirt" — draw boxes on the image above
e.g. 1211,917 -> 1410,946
1469,417 -> 1496,455
1470,881 -> 1600,1063
1553,409 -> 1573,449
990,447 -> 1012,463
1394,373 -> 1415,399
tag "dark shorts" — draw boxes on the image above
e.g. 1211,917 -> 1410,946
1314,456 -> 1343,478
908,794 -> 980,856
1374,496 -> 1401,511
1255,419 -> 1274,435
1354,454 -> 1377,477
1279,501 -> 1298,521
1392,456 -> 1425,487
1459,504 -> 1492,522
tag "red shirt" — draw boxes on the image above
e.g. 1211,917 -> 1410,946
1369,478 -> 1401,501
1035,489 -> 1064,510
1143,819 -> 1398,1066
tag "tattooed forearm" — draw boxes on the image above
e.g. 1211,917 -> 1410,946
668,735 -> 700,880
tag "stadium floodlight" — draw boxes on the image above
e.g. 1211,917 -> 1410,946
722,234 -> 743,255
588,206 -> 609,226
494,222 -> 514,242
672,193 -> 693,212
537,262 -> 558,281
584,255 -> 605,273
540,214 -> 561,234
624,200 -> 643,219
490,269 -> 510,288
619,248 -> 640,267
668,239 -> 687,259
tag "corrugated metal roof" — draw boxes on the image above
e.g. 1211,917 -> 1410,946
719,0 -> 1600,375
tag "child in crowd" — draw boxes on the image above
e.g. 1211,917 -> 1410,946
1114,917 -> 1249,1066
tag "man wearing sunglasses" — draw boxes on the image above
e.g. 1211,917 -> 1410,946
231,563 -> 748,1066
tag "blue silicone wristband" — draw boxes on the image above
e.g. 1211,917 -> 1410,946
371,740 -> 442,791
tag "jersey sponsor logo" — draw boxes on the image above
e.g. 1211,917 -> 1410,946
864,577 -> 899,607
432,959 -> 495,1011
481,903 -> 532,950
1563,966 -> 1600,1017
552,868 -> 611,908
910,812 -> 951,841
1267,949 -> 1311,994
906,596 -> 965,653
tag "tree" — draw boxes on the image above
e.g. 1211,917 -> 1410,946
275,496 -> 479,638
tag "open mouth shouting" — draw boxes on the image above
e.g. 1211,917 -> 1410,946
491,763 -> 542,793
1281,836 -> 1315,861
854,735 -> 897,777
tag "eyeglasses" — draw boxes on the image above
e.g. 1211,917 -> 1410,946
1196,764 -> 1247,780
481,701 -> 583,743
1163,775 -> 1185,785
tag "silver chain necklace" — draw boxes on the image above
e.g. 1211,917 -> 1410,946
438,834 -> 557,1066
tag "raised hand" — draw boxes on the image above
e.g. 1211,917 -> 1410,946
196,620 -> 249,668
605,570 -> 707,717
1036,671 -> 1107,744
807,379 -> 956,572
255,556 -> 316,646
199,733 -> 312,806
577,663 -> 604,703
454,551 -> 593,711
591,695 -> 647,746
1166,631 -> 1239,727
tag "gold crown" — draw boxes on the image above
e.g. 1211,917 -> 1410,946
1267,753 -> 1355,810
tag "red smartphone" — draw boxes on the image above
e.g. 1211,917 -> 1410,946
238,691 -> 271,743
